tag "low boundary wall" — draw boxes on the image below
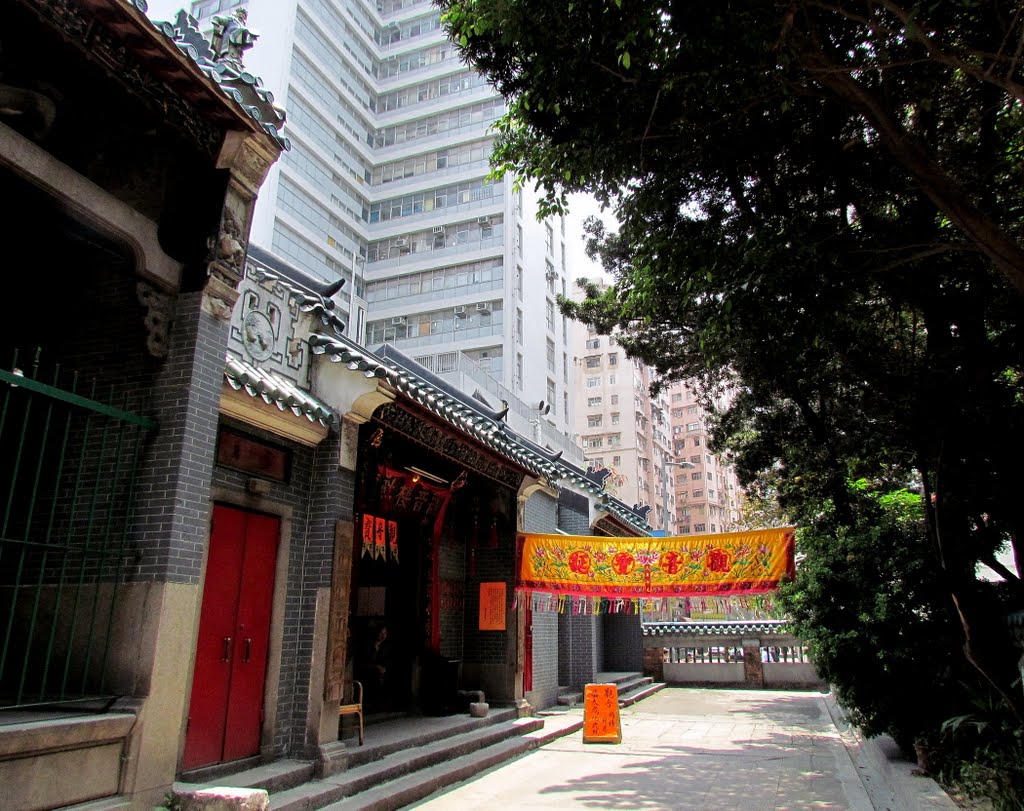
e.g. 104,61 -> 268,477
643,620 -> 825,689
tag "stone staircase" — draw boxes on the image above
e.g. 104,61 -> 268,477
555,671 -> 666,709
173,708 -> 583,811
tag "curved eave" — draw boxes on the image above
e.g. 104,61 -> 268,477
83,0 -> 289,151
310,335 -> 574,482
225,354 -> 336,428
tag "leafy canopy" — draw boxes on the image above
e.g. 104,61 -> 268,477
442,0 -> 1024,747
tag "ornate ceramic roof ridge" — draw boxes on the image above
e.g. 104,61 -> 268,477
147,7 -> 290,151
307,334 -> 652,535
225,353 -> 337,429
642,619 -> 791,637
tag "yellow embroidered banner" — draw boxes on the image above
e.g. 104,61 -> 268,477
516,528 -> 795,598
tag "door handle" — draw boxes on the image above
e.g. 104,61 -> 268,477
243,638 -> 252,663
222,637 -> 233,662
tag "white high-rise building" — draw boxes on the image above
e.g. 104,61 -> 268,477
179,0 -> 576,451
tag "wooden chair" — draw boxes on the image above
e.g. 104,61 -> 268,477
339,678 -> 364,746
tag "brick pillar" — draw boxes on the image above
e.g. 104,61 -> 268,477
742,639 -> 765,687
118,289 -> 233,803
300,432 -> 356,773
132,290 -> 232,582
643,644 -> 664,681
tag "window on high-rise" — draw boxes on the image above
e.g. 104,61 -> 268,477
545,299 -> 555,331
545,222 -> 554,254
611,412 -> 619,424
693,437 -> 701,447
588,415 -> 603,428
547,379 -> 556,412
546,339 -> 555,371
563,352 -> 568,383
516,353 -> 523,389
516,309 -> 523,344
610,394 -> 618,405
517,224 -> 523,257
585,355 -> 600,368
586,377 -> 601,388
607,352 -> 618,366
587,396 -> 602,407
563,391 -> 568,418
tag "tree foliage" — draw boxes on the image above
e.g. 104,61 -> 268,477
442,0 -> 1024,768
777,481 -> 970,748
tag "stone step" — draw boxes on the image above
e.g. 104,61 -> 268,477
619,681 -> 667,707
319,714 -> 583,811
175,759 -> 316,797
557,672 -> 655,706
345,708 -> 518,769
172,709 -> 584,811
268,716 -> 544,811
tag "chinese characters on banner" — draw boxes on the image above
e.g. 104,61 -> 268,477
583,683 -> 622,744
517,527 -> 795,600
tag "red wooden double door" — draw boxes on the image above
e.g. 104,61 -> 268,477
182,504 -> 280,771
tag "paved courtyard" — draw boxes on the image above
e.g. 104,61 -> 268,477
412,687 -> 956,810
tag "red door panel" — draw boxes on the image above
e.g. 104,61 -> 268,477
182,505 -> 279,771
223,511 -> 279,761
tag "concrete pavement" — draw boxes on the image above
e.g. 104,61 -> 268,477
410,688 -> 958,810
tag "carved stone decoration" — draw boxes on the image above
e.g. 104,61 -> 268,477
207,203 -> 247,291
136,281 -> 174,358
202,273 -> 241,322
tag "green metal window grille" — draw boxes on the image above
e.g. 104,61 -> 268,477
0,349 -> 156,714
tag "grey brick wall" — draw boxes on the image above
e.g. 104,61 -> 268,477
130,292 -> 231,584
556,491 -> 601,690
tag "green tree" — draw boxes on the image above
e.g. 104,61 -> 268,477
442,0 -> 1024,725
778,483 -> 970,749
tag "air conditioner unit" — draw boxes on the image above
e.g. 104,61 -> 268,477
453,305 -> 468,317
393,238 -> 407,247
432,225 -> 445,234
477,216 -> 492,225
476,302 -> 491,312
392,316 -> 407,325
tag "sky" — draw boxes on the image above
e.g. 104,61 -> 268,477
146,0 -> 187,20
564,192 -> 616,288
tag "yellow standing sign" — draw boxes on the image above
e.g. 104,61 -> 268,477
582,683 -> 622,744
